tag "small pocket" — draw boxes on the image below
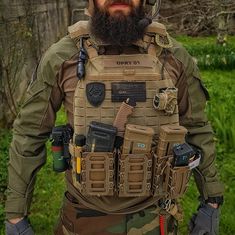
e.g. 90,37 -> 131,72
167,166 -> 190,199
80,152 -> 115,196
118,152 -> 152,197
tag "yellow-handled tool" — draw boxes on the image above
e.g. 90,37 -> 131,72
75,135 -> 86,181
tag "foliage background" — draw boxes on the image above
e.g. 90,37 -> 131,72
0,36 -> 235,234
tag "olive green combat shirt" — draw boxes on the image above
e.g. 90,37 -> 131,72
5,23 -> 224,220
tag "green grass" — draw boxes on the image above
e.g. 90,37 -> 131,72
0,109 -> 67,235
0,129 -> 12,232
1,37 -> 235,234
30,155 -> 65,234
203,70 -> 235,150
176,36 -> 235,70
29,108 -> 67,234
175,35 -> 235,47
178,69 -> 235,235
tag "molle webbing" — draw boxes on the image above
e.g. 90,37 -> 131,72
69,20 -> 182,200
73,53 -> 179,137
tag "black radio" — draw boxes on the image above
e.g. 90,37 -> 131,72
173,143 -> 195,167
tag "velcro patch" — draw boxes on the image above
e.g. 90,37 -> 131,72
111,82 -> 146,102
86,82 -> 105,107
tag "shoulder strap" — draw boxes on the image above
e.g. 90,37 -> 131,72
68,20 -> 99,59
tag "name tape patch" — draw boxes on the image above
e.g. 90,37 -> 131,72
111,82 -> 146,102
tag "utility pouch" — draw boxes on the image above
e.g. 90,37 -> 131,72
80,152 -> 115,196
118,152 -> 152,197
152,155 -> 172,197
167,165 -> 190,199
153,87 -> 178,115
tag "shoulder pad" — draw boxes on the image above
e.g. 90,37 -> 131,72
146,22 -> 167,36
146,22 -> 173,49
37,36 -> 78,86
68,21 -> 90,39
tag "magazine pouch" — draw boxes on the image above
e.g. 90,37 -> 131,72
118,152 -> 152,197
167,165 -> 190,199
80,152 -> 115,196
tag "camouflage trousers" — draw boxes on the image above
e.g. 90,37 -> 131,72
54,192 -> 178,235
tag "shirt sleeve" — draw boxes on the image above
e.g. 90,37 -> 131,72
5,54 -> 63,220
5,35 -> 78,220
176,54 -> 224,199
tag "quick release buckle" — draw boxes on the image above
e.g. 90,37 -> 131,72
159,199 -> 172,212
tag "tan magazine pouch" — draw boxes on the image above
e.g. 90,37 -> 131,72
118,152 -> 152,197
153,155 -> 172,197
80,152 -> 115,196
152,125 -> 191,198
153,155 -> 191,199
168,165 -> 190,199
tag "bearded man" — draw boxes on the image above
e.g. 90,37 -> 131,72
5,0 -> 224,234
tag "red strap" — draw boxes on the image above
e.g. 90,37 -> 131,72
159,215 -> 165,235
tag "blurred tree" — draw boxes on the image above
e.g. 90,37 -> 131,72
216,0 -> 234,45
0,0 -> 234,128
0,0 -> 69,128
68,0 -> 88,24
159,0 -> 235,36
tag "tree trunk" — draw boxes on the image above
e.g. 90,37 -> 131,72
0,0 -> 69,128
67,0 -> 89,24
216,0 -> 229,45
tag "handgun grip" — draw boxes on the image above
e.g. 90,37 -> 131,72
113,102 -> 134,137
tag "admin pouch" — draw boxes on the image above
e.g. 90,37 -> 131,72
68,21 -> 192,200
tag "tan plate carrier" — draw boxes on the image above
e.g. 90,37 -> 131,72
68,21 -> 191,199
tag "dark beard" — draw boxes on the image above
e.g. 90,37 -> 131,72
90,5 -> 147,46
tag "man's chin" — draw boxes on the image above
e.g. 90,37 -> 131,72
91,5 -> 146,46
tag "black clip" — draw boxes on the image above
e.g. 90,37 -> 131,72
77,37 -> 87,80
